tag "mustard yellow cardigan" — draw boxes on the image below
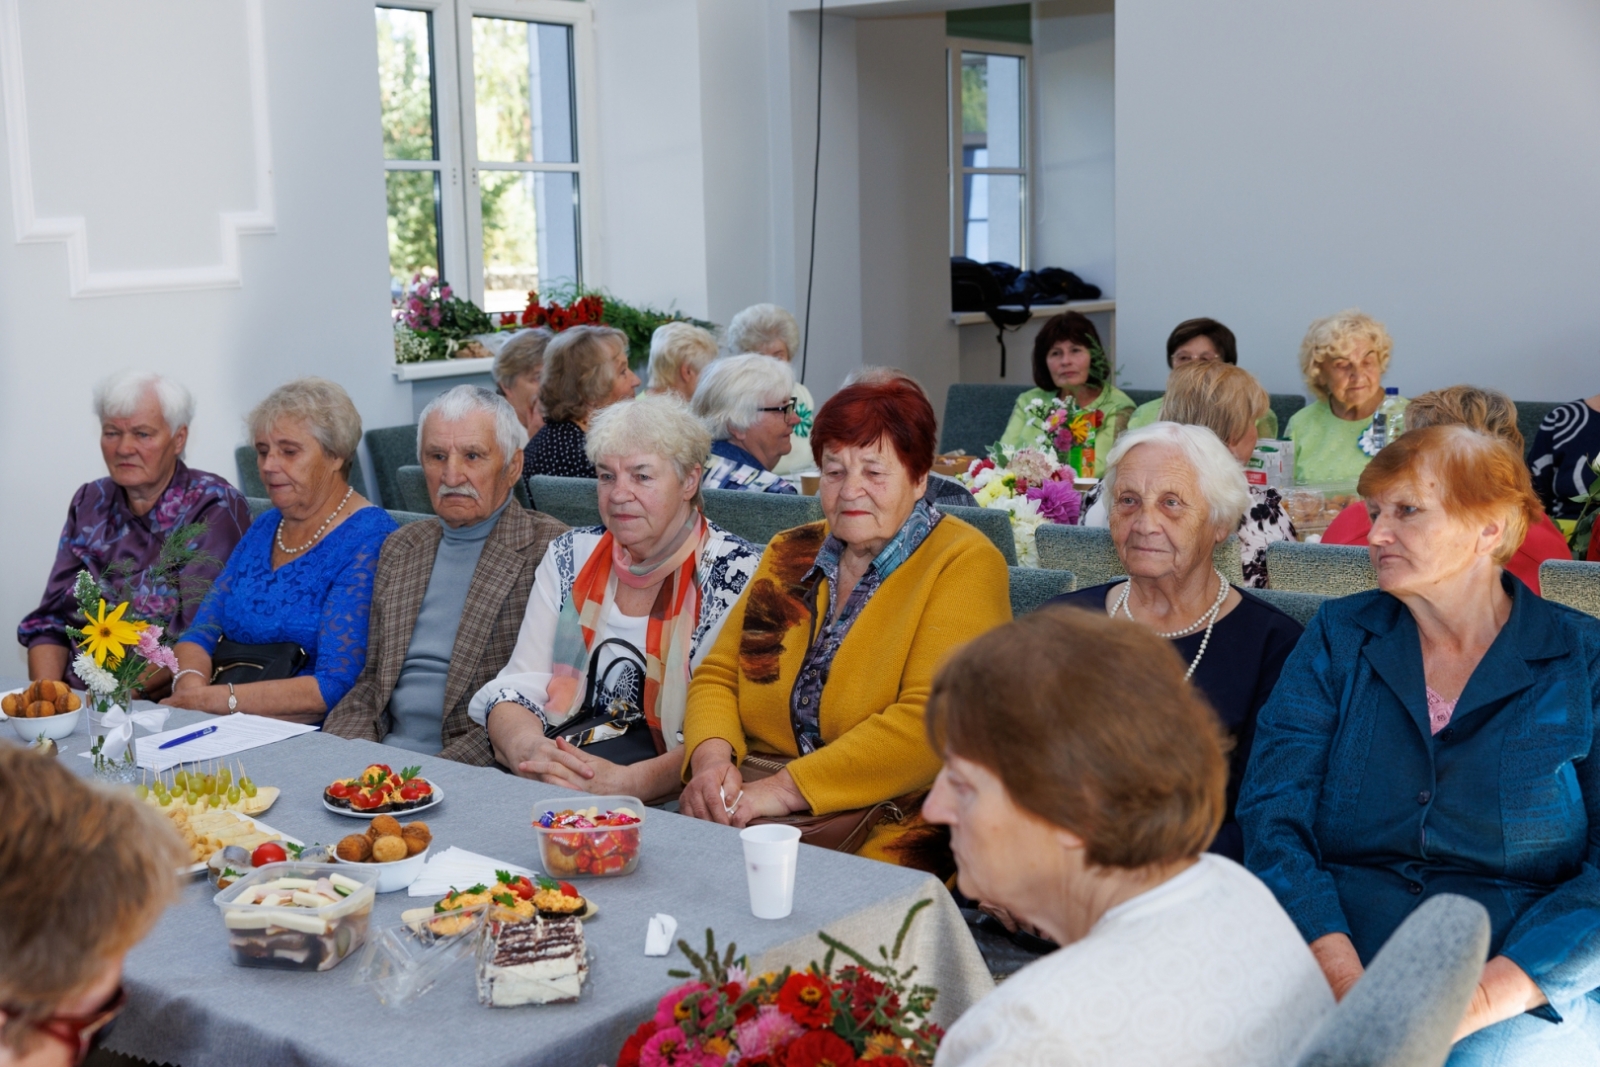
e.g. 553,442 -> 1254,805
683,515 -> 1012,863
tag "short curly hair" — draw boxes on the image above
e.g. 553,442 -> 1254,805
539,325 -> 629,424
247,377 -> 362,477
1298,309 -> 1393,403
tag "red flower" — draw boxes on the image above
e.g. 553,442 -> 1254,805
617,1021 -> 658,1067
783,1030 -> 857,1067
862,1057 -> 909,1067
778,972 -> 834,1028
838,968 -> 899,1025
721,982 -> 757,1023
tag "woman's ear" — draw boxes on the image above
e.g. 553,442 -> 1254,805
683,465 -> 703,502
1477,515 -> 1508,559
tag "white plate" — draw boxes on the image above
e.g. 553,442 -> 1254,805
170,811 -> 302,876
322,782 -> 444,819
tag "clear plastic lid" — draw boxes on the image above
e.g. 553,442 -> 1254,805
214,861 -> 380,927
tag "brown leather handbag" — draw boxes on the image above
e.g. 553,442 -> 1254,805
740,752 -> 911,854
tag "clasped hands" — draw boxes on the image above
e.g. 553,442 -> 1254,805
678,738 -> 805,827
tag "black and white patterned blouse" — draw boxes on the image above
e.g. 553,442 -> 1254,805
1530,400 -> 1600,520
523,420 -> 597,490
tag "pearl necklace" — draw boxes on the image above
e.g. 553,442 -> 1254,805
276,486 -> 354,556
1110,567 -> 1229,680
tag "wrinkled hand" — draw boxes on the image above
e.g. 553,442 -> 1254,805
1310,932 -> 1365,1002
681,741 -> 743,825
519,737 -> 637,795
160,684 -> 227,714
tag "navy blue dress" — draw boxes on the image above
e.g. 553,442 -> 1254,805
1239,573 -> 1600,1064
1051,583 -> 1303,862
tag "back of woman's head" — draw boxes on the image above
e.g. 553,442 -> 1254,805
926,608 -> 1228,869
1358,424 -> 1543,566
0,746 -> 184,1054
540,325 -> 628,423
648,322 -> 718,392
1405,385 -> 1523,453
494,327 -> 553,388
1159,361 -> 1269,449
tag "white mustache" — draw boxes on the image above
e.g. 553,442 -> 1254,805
437,484 -> 481,500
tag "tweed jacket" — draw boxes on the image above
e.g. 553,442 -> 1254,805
322,503 -> 567,765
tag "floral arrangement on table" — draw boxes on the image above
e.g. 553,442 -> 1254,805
66,572 -> 178,777
961,448 -> 1083,568
503,282 -> 718,371
617,900 -> 943,1067
393,274 -> 498,363
1013,394 -> 1104,477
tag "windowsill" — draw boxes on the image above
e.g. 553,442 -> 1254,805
950,298 -> 1115,327
391,357 -> 497,382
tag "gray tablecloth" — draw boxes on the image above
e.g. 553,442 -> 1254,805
20,698 -> 991,1067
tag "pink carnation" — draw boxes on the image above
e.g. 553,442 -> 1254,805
135,626 -> 180,673
1024,479 -> 1082,525
733,1004 -> 803,1058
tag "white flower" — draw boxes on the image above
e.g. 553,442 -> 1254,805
73,653 -> 119,697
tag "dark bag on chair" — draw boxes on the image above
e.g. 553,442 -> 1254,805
742,752 -> 912,853
544,638 -> 661,766
210,639 -> 307,686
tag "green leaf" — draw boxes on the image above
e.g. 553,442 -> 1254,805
465,883 -> 488,895
495,869 -> 513,885
400,765 -> 421,781
493,892 -> 516,907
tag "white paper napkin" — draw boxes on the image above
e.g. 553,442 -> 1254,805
645,913 -> 678,956
407,845 -> 537,897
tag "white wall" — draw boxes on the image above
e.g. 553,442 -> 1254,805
1117,0 -> 1600,399
0,0 -> 407,670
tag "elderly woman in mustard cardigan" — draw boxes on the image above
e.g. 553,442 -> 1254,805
679,379 -> 1012,866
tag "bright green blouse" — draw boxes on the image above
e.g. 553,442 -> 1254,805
1285,398 -> 1408,485
1126,395 -> 1280,439
998,385 -> 1135,476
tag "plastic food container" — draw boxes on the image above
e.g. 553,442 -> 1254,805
531,795 -> 644,878
213,862 -> 380,971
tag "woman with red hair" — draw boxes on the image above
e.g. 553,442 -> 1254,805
679,379 -> 1011,865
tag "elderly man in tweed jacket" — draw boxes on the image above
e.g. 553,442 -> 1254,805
324,386 -> 565,764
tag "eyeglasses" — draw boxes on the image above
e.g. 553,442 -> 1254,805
757,398 -> 798,417
3,984 -> 127,1065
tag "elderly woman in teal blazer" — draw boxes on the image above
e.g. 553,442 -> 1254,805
1239,425 -> 1600,1066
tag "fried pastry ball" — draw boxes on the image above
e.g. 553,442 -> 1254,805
336,834 -> 372,863
367,814 -> 402,840
401,822 -> 431,855
371,835 -> 408,863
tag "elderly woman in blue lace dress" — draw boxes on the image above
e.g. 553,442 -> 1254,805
165,379 -> 397,723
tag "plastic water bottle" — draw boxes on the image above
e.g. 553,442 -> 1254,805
1370,387 -> 1405,451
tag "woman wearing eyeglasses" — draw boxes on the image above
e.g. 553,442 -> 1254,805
691,354 -> 803,495
0,745 -> 185,1066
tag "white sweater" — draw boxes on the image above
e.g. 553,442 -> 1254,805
935,855 -> 1332,1067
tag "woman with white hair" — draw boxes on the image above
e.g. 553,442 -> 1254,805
647,322 -> 718,401
471,393 -> 759,803
493,327 -> 552,437
724,303 -> 815,476
1285,308 -> 1407,485
1049,422 -> 1304,863
165,378 -> 398,722
692,353 -> 802,495
19,370 -> 251,690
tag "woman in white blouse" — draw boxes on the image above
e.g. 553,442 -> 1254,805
469,394 -> 758,803
923,608 -> 1332,1067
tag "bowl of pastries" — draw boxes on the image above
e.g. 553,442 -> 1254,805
333,815 -> 433,893
1,681 -> 82,742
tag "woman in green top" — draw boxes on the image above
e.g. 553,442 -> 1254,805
998,311 -> 1134,476
1283,308 -> 1405,485
1127,318 -> 1279,439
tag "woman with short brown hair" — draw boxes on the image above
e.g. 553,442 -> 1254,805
0,745 -> 184,1065
926,608 -> 1332,1066
522,325 -> 641,483
996,311 -> 1134,475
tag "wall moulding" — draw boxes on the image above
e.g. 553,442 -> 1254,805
0,0 -> 276,297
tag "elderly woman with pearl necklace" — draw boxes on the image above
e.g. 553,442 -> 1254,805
1048,422 -> 1304,863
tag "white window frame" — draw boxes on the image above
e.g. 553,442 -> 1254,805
947,37 -> 1032,269
379,0 -> 600,307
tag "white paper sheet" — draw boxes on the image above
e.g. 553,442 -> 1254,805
91,713 -> 318,772
407,846 -> 537,897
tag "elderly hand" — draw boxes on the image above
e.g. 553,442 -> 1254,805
1309,932 -> 1365,1002
1454,957 -> 1548,1042
487,702 -> 564,780
681,739 -> 744,825
160,684 -> 230,715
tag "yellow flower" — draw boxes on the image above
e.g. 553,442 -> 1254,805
79,599 -> 145,667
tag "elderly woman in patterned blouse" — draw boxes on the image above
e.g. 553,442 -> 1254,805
21,371 -> 250,691
472,393 -> 759,804
521,325 -> 641,485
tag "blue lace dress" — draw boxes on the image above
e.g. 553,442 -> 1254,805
184,507 -> 398,712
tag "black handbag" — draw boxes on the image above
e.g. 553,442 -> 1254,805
545,638 -> 660,766
210,639 -> 308,687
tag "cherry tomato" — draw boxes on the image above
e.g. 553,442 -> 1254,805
327,782 -> 351,799
558,880 -> 579,898
251,842 -> 287,867
511,876 -> 534,900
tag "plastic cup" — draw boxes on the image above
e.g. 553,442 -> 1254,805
740,825 -> 801,919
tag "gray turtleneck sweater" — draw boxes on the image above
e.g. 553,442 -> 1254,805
382,498 -> 510,753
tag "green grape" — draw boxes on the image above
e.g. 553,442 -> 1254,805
157,792 -> 173,807
241,779 -> 258,798
186,790 -> 201,806
203,775 -> 217,794
135,784 -> 149,801
227,785 -> 241,805
217,768 -> 233,788
173,770 -> 189,789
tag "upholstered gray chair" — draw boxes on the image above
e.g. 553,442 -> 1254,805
942,505 -> 1019,566
386,508 -> 434,526
700,488 -> 823,547
1124,388 -> 1163,408
1540,559 -> 1600,619
1265,541 -> 1377,595
1271,393 -> 1307,437
523,475 -> 603,528
1009,567 -> 1075,616
364,423 -> 419,511
394,464 -> 434,515
1249,587 -> 1329,627
938,384 -> 1029,456
234,444 -> 367,500
1513,400 -> 1558,460
245,497 -> 272,520
1033,524 -> 1246,588
246,496 -> 428,529
1291,894 -> 1489,1067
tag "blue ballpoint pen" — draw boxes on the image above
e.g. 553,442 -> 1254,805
157,725 -> 219,750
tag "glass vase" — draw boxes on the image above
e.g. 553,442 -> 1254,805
88,702 -> 140,784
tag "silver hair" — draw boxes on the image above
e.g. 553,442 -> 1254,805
93,370 -> 195,431
723,303 -> 800,361
585,393 -> 711,488
417,384 -> 529,471
1100,421 -> 1251,532
247,377 -> 362,477
647,322 -> 718,392
493,328 -> 553,388
690,353 -> 794,441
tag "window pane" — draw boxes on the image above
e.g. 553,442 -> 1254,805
964,173 -> 1023,268
387,169 -> 442,298
480,171 -> 579,313
961,52 -> 1022,169
472,18 -> 575,164
376,7 -> 436,161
